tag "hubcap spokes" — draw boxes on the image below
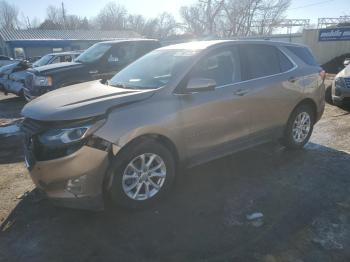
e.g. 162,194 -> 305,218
122,153 -> 166,201
292,112 -> 311,143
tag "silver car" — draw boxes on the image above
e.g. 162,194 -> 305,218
332,64 -> 350,106
21,40 -> 325,210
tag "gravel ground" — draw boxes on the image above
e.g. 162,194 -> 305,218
0,92 -> 350,262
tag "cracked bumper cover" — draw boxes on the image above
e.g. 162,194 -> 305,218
26,145 -> 110,210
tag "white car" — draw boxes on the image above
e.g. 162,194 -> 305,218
331,63 -> 350,107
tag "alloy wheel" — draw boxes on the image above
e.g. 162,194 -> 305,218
122,153 -> 166,201
292,111 -> 311,143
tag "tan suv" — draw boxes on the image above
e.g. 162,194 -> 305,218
21,40 -> 325,210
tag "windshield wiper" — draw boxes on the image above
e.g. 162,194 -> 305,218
109,82 -> 129,89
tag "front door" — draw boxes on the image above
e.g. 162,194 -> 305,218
177,45 -> 253,164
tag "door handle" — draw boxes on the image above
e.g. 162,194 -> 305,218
234,88 -> 249,96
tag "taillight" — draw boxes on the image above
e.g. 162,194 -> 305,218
319,69 -> 326,81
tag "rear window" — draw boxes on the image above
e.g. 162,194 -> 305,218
278,51 -> 294,72
239,44 -> 281,80
285,46 -> 318,66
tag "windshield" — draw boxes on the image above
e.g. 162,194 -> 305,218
33,54 -> 54,67
109,49 -> 198,90
75,43 -> 111,64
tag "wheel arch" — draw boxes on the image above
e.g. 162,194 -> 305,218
291,98 -> 318,121
113,133 -> 180,167
103,133 -> 180,197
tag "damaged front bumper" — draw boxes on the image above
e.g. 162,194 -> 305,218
25,145 -> 110,210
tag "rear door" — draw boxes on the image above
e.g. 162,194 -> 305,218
238,44 -> 299,138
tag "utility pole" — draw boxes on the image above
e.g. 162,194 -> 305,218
61,2 -> 66,29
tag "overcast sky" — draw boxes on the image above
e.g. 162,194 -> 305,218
9,0 -> 350,24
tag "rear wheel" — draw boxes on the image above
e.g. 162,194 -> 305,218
283,104 -> 315,149
108,140 -> 176,209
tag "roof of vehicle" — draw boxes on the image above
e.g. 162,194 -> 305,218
160,40 -> 307,51
0,29 -> 141,41
44,51 -> 83,56
97,39 -> 159,45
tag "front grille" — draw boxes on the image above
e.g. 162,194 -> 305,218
344,78 -> 350,88
21,118 -> 48,136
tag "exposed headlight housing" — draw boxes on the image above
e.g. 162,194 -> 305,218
33,75 -> 52,86
34,119 -> 106,160
38,125 -> 91,146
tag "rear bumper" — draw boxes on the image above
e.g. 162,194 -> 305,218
25,145 -> 110,210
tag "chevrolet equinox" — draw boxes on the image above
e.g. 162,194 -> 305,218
21,40 -> 325,210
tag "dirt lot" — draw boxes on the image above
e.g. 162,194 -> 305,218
1,92 -> 350,262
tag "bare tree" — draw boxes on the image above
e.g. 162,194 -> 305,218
180,0 -> 224,36
96,2 -> 127,30
40,3 -> 91,30
20,14 -> 41,29
255,0 -> 291,35
155,12 -> 178,38
126,14 -> 146,33
182,0 -> 291,37
180,5 -> 206,36
0,0 -> 19,30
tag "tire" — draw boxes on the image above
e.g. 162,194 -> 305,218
283,104 -> 315,149
108,139 -> 176,209
325,84 -> 333,105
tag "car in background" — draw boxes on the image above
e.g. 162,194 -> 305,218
331,63 -> 350,107
0,60 -> 30,95
21,40 -> 325,210
1,51 -> 82,97
23,39 -> 161,101
0,55 -> 17,67
32,51 -> 82,68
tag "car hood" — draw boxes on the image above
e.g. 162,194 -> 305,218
31,61 -> 83,74
22,80 -> 156,121
9,70 -> 31,81
337,64 -> 350,78
0,61 -> 21,75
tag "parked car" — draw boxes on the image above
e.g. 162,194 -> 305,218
0,60 -> 30,95
23,39 -> 161,101
331,63 -> 350,106
0,55 -> 16,67
32,51 -> 82,68
21,40 -> 325,210
2,51 -> 82,97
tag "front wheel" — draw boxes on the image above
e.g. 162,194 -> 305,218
108,140 -> 176,209
282,104 -> 315,149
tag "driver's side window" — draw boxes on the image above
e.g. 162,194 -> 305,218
108,43 -> 137,66
190,46 -> 241,87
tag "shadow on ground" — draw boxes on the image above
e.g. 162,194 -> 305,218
1,143 -> 350,262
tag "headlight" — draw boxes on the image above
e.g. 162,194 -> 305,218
38,125 -> 91,146
33,75 -> 52,86
38,119 -> 105,147
335,77 -> 346,89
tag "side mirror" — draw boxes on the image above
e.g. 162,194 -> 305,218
344,59 -> 350,67
186,78 -> 216,93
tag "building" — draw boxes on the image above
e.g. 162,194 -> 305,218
0,29 -> 141,60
